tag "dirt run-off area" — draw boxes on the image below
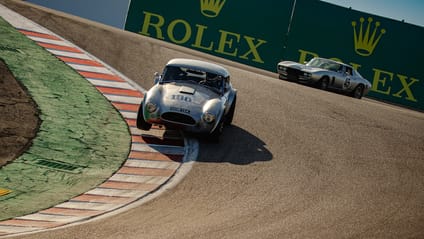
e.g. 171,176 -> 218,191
0,59 -> 39,167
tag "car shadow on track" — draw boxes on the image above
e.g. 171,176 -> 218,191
195,125 -> 273,165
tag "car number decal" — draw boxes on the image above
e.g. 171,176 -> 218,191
344,78 -> 351,88
171,94 -> 192,102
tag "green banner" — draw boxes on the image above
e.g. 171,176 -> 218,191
125,0 -> 294,71
125,0 -> 424,111
284,0 -> 424,110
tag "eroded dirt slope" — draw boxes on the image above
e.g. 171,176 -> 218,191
0,59 -> 39,167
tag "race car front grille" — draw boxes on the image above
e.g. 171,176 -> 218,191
161,112 -> 196,126
285,68 -> 303,81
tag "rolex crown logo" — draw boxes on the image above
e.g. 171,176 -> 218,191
352,17 -> 386,56
200,0 -> 226,18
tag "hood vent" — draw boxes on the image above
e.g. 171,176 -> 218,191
179,86 -> 196,95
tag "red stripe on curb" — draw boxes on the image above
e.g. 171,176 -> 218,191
126,118 -> 136,127
129,151 -> 183,162
79,71 -> 125,82
0,219 -> 64,228
37,42 -> 82,53
57,56 -> 103,67
100,181 -> 159,191
18,29 -> 60,40
96,86 -> 143,97
118,166 -> 175,177
112,102 -> 139,112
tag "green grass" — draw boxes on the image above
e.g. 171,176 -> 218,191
0,17 -> 130,220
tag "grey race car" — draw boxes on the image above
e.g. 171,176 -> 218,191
277,57 -> 371,99
136,58 -> 237,140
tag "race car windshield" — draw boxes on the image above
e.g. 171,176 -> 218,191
162,66 -> 224,94
307,58 -> 341,72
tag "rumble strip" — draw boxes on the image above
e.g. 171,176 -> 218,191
0,4 -> 194,237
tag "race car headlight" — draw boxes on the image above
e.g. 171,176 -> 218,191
202,112 -> 216,123
278,65 -> 286,71
146,102 -> 158,113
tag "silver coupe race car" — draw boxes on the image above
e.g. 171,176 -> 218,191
277,57 -> 371,99
136,58 -> 237,140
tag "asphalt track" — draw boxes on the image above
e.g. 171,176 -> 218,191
2,1 -> 424,239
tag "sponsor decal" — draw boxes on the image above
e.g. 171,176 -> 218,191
352,17 -> 386,57
138,0 -> 267,64
200,0 -> 226,18
170,106 -> 191,114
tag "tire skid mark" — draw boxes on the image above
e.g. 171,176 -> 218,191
0,12 -> 186,236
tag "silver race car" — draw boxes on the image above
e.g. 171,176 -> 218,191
137,58 -> 237,140
277,57 -> 371,99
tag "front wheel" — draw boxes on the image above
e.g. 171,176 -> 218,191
225,95 -> 237,126
319,77 -> 329,90
209,120 -> 224,142
352,84 -> 364,99
136,103 -> 152,130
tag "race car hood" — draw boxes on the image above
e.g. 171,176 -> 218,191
146,82 -> 221,115
279,61 -> 324,73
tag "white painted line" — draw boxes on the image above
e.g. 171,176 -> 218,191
85,188 -> 148,198
47,49 -> 93,60
109,174 -> 169,184
125,159 -> 180,170
103,94 -> 142,104
26,35 -> 71,47
120,111 -> 137,119
87,79 -> 135,90
17,214 -> 85,223
57,202 -> 120,211
67,63 -> 111,74
0,5 -> 50,34
131,143 -> 185,155
0,225 -> 40,234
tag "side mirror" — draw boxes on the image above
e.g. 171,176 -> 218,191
153,72 -> 161,84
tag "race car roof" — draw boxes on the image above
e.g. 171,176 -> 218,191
166,58 -> 230,77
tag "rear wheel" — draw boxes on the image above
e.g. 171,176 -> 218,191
136,103 -> 152,130
352,84 -> 364,99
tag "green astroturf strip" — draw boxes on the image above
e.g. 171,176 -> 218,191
0,17 -> 130,220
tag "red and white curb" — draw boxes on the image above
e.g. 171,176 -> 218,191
0,4 -> 196,237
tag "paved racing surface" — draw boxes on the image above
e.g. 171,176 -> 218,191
3,1 -> 424,238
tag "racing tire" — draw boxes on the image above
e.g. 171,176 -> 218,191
210,120 -> 224,142
136,103 -> 152,130
319,77 -> 329,90
352,84 -> 364,99
225,95 -> 237,126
